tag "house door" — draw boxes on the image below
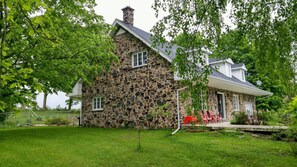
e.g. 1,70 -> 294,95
217,93 -> 225,118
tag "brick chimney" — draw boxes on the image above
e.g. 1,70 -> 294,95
122,6 -> 134,25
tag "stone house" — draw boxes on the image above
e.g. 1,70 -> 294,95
69,6 -> 272,128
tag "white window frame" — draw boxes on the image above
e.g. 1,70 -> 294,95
225,63 -> 232,77
232,95 -> 240,111
92,97 -> 104,111
132,51 -> 148,68
217,92 -> 227,119
241,70 -> 246,82
245,102 -> 253,116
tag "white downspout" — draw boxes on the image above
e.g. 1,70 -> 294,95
171,86 -> 188,135
80,101 -> 82,126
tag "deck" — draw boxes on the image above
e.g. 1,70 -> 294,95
183,122 -> 288,132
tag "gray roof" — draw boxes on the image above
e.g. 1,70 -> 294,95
209,67 -> 257,89
114,20 -> 266,93
116,19 -> 178,60
209,58 -> 220,63
231,63 -> 244,68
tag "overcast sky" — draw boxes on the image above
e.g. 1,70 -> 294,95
36,0 -> 159,109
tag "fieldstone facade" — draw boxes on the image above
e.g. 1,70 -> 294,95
81,29 -> 257,128
82,31 -> 181,128
207,87 -> 256,119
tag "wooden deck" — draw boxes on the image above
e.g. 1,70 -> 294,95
183,122 -> 288,132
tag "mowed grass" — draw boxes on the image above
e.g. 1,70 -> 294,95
0,127 -> 296,167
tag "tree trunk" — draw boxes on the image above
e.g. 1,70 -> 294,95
68,97 -> 72,110
43,92 -> 48,110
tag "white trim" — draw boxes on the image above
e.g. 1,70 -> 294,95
232,94 -> 240,111
210,58 -> 234,65
209,75 -> 273,96
231,67 -> 247,71
217,92 -> 227,119
92,97 -> 104,111
244,102 -> 253,116
110,19 -> 173,63
132,50 -> 148,68
115,28 -> 126,36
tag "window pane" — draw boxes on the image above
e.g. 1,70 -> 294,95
138,53 -> 142,65
133,54 -> 137,67
97,98 -> 100,109
101,98 -> 104,109
143,52 -> 147,64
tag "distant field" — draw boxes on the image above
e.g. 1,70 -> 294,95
0,127 -> 296,167
0,110 -> 79,128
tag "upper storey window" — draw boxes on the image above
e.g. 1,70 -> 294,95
132,51 -> 148,68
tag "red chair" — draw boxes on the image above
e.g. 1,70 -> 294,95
208,110 -> 217,123
200,111 -> 209,124
183,116 -> 198,125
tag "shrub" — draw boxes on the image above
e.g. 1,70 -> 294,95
231,111 -> 248,125
44,117 -> 70,126
0,112 -> 8,123
36,117 -> 43,121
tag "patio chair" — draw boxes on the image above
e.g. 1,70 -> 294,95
208,110 -> 217,123
183,116 -> 198,125
200,111 -> 209,124
203,110 -> 212,123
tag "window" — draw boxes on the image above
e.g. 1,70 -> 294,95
245,102 -> 253,116
93,97 -> 104,111
241,70 -> 246,82
226,63 -> 232,77
232,95 -> 240,111
132,51 -> 147,67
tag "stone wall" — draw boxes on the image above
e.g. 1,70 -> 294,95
179,87 -> 256,121
81,28 -> 257,128
81,31 -> 181,128
207,87 -> 256,120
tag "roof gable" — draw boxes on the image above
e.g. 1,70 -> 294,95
110,19 -> 175,62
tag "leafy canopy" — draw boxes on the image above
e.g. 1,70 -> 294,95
152,0 -> 297,111
0,0 -> 117,112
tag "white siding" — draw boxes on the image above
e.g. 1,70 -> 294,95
211,62 -> 232,77
232,69 -> 246,82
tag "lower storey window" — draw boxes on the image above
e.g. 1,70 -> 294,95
93,97 -> 104,111
232,95 -> 240,111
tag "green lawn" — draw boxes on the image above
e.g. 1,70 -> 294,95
0,127 -> 296,167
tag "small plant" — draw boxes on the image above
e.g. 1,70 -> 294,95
36,117 -> 43,121
231,111 -> 248,125
44,117 -> 70,126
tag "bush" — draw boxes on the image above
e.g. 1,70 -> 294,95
272,128 -> 297,156
44,117 -> 70,126
231,111 -> 248,125
0,112 -> 8,123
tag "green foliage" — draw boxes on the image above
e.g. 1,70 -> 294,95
212,30 -> 290,111
0,0 -> 117,112
230,111 -> 248,125
148,103 -> 171,117
286,96 -> 297,127
0,112 -> 8,123
44,117 -> 70,126
152,0 -> 297,111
